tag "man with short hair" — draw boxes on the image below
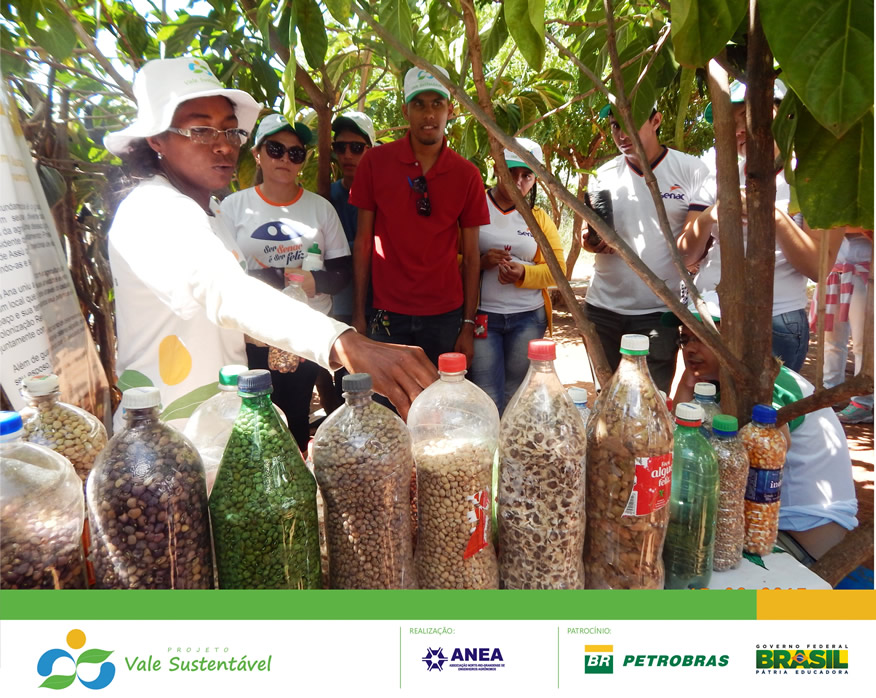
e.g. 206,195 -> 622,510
350,66 -> 489,367
582,107 -> 713,392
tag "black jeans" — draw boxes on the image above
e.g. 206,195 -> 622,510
584,302 -> 679,394
367,306 -> 463,367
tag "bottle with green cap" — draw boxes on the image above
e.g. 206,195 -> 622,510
663,403 -> 719,589
312,373 -> 416,589
709,414 -> 749,571
210,370 -> 321,589
301,242 -> 324,272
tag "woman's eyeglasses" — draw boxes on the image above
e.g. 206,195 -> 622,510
331,142 -> 367,155
263,140 -> 307,164
409,175 -> 431,217
167,126 -> 249,146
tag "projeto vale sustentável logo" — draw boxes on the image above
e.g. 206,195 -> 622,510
37,629 -> 116,690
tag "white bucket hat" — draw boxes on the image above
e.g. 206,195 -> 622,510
503,137 -> 544,171
404,66 -> 451,103
104,57 -> 262,157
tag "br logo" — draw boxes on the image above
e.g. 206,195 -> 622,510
585,644 -> 614,674
37,629 -> 115,690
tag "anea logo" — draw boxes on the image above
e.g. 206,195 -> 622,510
585,645 -> 614,674
422,648 -> 448,672
422,647 -> 505,672
37,629 -> 115,690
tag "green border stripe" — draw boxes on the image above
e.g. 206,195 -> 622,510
0,590 -> 756,620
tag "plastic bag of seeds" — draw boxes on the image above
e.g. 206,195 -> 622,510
312,373 -> 416,589
210,370 -> 321,589
408,353 -> 500,590
19,374 -> 107,484
584,334 -> 674,589
87,388 -> 213,589
1,411 -> 87,589
498,340 -> 587,589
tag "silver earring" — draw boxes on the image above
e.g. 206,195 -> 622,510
157,153 -> 163,160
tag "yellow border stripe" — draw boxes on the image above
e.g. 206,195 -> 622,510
584,645 -> 613,652
757,590 -> 876,620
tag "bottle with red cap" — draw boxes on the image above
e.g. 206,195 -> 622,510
584,333 -> 674,589
498,339 -> 587,588
407,353 -> 500,589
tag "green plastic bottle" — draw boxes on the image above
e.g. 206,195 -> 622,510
210,370 -> 321,589
663,402 -> 719,589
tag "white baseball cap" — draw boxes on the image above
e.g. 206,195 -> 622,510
104,57 -> 262,157
404,66 -> 451,103
331,111 -> 377,146
503,137 -> 544,171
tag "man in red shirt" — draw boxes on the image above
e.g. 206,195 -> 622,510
350,66 -> 489,367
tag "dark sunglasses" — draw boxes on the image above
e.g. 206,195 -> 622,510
409,175 -> 431,217
263,139 -> 307,164
331,141 -> 368,155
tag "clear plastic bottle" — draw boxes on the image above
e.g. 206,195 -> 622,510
740,404 -> 787,556
663,403 -> 719,589
584,334 -> 674,589
567,386 -> 591,425
268,275 -> 307,372
210,370 -> 321,589
408,353 -> 500,589
19,374 -> 107,484
183,364 -> 248,495
710,414 -> 749,571
301,242 -> 324,272
1,411 -> 87,589
693,382 -> 721,436
87,388 -> 212,588
312,373 -> 416,589
499,340 -> 587,589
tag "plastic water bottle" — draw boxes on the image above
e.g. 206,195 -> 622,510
567,386 -> 591,425
693,382 -> 721,435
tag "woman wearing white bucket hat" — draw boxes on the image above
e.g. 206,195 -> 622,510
105,57 -> 435,427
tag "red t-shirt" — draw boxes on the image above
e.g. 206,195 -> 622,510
350,133 -> 489,315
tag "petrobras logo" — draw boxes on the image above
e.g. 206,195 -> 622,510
661,184 -> 686,201
755,644 -> 849,675
584,645 -> 614,674
422,646 -> 505,672
623,653 -> 729,668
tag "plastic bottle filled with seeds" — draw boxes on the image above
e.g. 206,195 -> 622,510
692,382 -> 721,436
662,403 -> 719,589
210,370 -> 321,589
312,373 -> 416,589
267,274 -> 307,372
407,353 -> 500,589
584,334 -> 674,589
1,411 -> 87,589
740,404 -> 787,556
498,340 -> 587,589
87,388 -> 212,588
709,415 -> 749,571
19,374 -> 107,484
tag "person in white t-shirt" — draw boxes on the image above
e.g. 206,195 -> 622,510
218,114 -> 351,448
582,108 -> 713,392
469,138 -> 566,412
103,57 -> 436,431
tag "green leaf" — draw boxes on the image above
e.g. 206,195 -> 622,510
772,89 -> 800,164
760,0 -> 874,138
297,0 -> 327,69
480,9 -> 508,65
22,0 -> 78,61
793,109 -> 873,228
673,66 -> 696,149
427,0 -> 452,35
117,370 -> 153,392
282,59 -> 296,123
380,0 -> 413,60
160,382 -> 221,422
670,0 -> 747,68
256,0 -> 272,44
324,0 -> 352,25
505,0 -> 545,71
742,551 -> 768,569
39,674 -> 76,690
617,35 -> 661,129
251,54 -> 280,104
536,68 -> 575,83
77,649 -> 114,665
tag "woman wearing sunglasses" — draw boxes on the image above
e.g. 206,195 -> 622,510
219,114 -> 352,449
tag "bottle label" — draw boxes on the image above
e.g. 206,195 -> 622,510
745,467 -> 782,503
463,488 -> 491,559
623,453 -> 672,516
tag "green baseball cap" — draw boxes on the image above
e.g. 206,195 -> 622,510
253,114 -> 313,148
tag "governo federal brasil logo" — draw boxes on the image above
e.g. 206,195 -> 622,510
37,629 -> 115,690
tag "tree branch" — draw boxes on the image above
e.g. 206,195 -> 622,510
776,373 -> 874,427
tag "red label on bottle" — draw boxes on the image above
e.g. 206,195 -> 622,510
463,488 -> 491,559
623,453 -> 672,516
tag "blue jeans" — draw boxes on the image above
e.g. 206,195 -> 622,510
367,306 -> 462,367
772,309 -> 809,372
469,307 -> 548,413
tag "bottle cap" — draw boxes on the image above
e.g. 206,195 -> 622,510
237,369 -> 273,394
22,374 -> 60,396
307,243 -> 321,255
567,387 -> 588,405
218,364 -> 249,387
342,373 -> 372,392
712,414 -> 738,434
438,353 -> 466,373
121,386 -> 161,409
694,382 -> 717,397
675,402 -> 703,426
286,273 -> 305,284
0,411 -> 23,440
619,334 -> 649,355
528,339 -> 556,361
751,403 -> 777,424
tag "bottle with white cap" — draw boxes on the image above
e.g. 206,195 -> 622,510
662,402 -> 719,589
567,386 -> 591,425
1,411 -> 87,589
87,387 -> 213,589
692,382 -> 721,435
